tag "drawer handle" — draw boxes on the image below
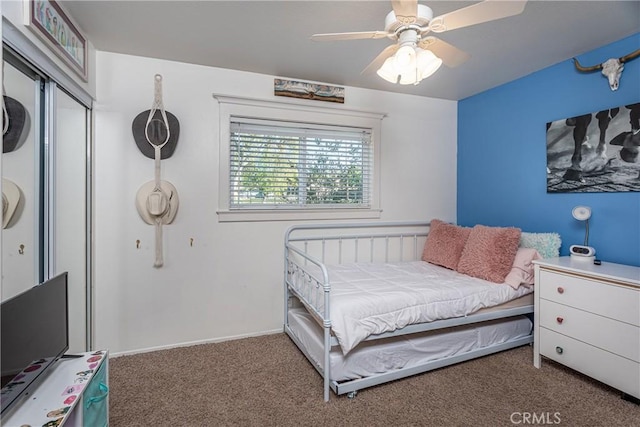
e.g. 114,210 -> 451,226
556,317 -> 564,324
556,346 -> 563,355
557,287 -> 564,294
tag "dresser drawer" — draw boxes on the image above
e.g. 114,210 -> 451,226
539,270 -> 639,326
540,328 -> 639,398
540,300 -> 639,362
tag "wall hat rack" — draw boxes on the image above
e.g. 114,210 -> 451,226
133,74 -> 179,267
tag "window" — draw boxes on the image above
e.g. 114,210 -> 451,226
230,119 -> 371,209
216,96 -> 383,221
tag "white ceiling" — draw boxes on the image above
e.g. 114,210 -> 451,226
61,0 -> 640,101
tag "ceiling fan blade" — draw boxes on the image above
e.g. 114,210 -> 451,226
391,0 -> 418,24
429,0 -> 527,33
361,44 -> 399,75
311,31 -> 389,41
418,37 -> 470,68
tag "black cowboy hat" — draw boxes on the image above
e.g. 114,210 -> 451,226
131,109 -> 180,159
3,96 -> 27,153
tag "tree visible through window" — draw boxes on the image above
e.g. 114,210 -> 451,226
230,119 -> 371,209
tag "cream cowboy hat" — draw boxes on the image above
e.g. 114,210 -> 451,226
135,180 -> 179,225
2,178 -> 22,229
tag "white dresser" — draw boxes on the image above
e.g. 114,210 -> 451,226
533,257 -> 640,399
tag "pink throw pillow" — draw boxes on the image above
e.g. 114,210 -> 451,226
504,248 -> 542,289
422,219 -> 471,270
457,225 -> 521,283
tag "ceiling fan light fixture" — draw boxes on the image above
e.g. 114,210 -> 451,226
377,49 -> 419,84
415,48 -> 443,80
398,70 -> 419,85
394,44 -> 416,72
377,56 -> 400,83
314,0 -> 528,87
377,46 -> 442,85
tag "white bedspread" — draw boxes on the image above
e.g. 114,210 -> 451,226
323,261 -> 532,354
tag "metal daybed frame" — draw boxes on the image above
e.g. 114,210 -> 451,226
284,221 -> 534,401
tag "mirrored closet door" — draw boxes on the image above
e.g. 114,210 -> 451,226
2,47 -> 91,353
1,56 -> 42,297
53,85 -> 90,354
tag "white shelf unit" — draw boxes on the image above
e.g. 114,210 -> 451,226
1,350 -> 109,426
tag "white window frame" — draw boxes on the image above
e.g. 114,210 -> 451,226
215,95 -> 383,222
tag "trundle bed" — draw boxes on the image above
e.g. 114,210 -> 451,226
284,221 -> 541,401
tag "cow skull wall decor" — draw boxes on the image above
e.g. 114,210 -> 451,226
573,48 -> 640,91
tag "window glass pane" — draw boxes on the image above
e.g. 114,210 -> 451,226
229,119 -> 371,209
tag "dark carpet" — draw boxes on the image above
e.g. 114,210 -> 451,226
108,333 -> 638,426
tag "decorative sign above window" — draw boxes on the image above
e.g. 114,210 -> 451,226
274,79 -> 345,104
24,0 -> 88,81
546,102 -> 640,193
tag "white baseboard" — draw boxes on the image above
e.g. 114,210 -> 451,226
108,328 -> 283,358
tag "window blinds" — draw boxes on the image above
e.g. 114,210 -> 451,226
229,118 -> 372,209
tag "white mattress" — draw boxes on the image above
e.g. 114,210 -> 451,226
288,307 -> 532,381
291,261 -> 532,354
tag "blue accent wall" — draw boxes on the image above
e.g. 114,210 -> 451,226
458,33 -> 640,266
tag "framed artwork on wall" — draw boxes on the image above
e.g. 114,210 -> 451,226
546,102 -> 640,193
274,79 -> 345,104
24,0 -> 88,81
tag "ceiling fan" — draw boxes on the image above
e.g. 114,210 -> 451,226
311,0 -> 528,85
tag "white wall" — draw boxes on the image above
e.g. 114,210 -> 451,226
94,51 -> 458,355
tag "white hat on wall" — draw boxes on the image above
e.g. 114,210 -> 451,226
2,178 -> 22,229
135,180 -> 179,225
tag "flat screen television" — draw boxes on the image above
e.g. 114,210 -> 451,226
0,272 -> 69,415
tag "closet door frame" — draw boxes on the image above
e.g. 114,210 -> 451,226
3,18 -> 94,351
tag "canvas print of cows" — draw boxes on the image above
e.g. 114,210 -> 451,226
546,103 -> 640,193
